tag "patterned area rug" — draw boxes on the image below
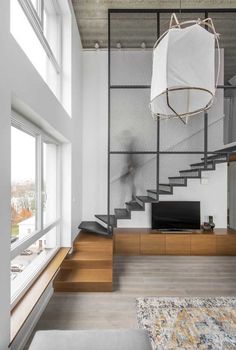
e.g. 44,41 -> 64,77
136,297 -> 236,350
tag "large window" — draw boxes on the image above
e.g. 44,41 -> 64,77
10,0 -> 61,99
11,113 -> 60,307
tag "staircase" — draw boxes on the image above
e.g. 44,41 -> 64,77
79,153 -> 229,235
54,230 -> 113,292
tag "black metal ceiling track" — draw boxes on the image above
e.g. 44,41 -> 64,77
105,7 -> 236,235
110,85 -> 236,89
108,8 -> 236,13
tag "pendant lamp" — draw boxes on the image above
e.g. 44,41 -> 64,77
150,14 -> 220,123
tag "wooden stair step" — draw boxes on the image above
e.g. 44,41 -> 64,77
54,268 -> 112,292
62,251 -> 112,269
74,230 -> 113,252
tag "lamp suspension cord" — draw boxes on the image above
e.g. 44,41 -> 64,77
179,0 -> 182,14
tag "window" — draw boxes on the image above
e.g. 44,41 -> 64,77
10,0 -> 61,99
11,127 -> 36,241
11,113 -> 60,307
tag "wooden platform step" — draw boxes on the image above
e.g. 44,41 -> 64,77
53,230 -> 113,292
74,230 -> 113,252
54,268 -> 112,292
62,251 -> 112,269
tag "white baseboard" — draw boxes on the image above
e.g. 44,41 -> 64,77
10,282 -> 53,350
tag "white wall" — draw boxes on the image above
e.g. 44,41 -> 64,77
82,49 -> 225,219
118,163 -> 228,228
82,51 -> 108,219
0,0 -> 83,347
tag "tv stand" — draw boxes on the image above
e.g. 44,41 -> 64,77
158,229 -> 192,233
114,228 -> 236,256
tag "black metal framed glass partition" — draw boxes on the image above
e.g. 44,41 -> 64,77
107,8 -> 236,234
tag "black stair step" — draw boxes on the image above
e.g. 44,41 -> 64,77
95,215 -> 116,227
168,177 -> 188,185
147,189 -> 171,195
169,176 -> 189,179
136,196 -> 158,203
78,221 -> 110,236
190,161 -> 215,168
179,169 -> 201,173
201,154 -> 227,161
125,201 -> 144,211
114,208 -> 130,219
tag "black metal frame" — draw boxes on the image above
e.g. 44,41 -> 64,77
107,8 -> 236,234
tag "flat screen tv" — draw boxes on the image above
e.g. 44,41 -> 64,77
152,201 -> 201,230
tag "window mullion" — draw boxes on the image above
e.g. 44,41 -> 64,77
36,134 -> 43,232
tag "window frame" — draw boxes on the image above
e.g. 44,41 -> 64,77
10,110 -> 61,308
17,0 -> 61,75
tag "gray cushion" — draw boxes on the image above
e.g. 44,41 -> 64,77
29,329 -> 152,350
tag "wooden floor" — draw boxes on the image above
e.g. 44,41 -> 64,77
26,255 -> 236,348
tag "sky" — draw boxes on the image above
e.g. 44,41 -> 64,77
11,127 -> 35,182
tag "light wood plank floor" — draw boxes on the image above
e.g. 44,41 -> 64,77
26,256 -> 236,348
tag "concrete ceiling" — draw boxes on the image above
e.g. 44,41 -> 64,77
71,0 -> 236,82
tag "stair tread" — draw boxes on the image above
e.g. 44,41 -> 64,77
114,208 -> 130,219
95,215 -> 116,226
169,176 -> 189,179
75,230 -> 112,244
148,189 -> 172,195
56,268 -> 112,283
78,221 -> 110,236
201,154 -> 227,161
66,251 -> 112,261
179,169 -> 201,173
125,201 -> 144,211
136,196 -> 158,203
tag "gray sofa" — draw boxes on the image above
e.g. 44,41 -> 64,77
28,329 -> 152,350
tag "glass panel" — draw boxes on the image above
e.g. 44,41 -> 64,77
159,153 -> 227,229
11,127 -> 36,244
160,114 -> 204,152
224,87 -> 236,144
209,12 -> 236,84
10,0 -> 59,98
43,142 -> 57,227
11,228 -> 57,292
43,0 -> 60,61
110,154 -> 156,213
111,89 -> 157,152
207,88 -> 224,151
110,12 -> 156,85
159,153 -> 201,185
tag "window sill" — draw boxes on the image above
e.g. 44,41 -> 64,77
10,247 -> 70,343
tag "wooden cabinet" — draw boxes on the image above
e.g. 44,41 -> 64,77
114,232 -> 140,255
166,234 -> 191,255
216,235 -> 236,255
191,235 -> 216,255
140,234 -> 165,255
113,229 -> 236,256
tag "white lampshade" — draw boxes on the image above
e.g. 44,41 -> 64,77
150,17 -> 218,120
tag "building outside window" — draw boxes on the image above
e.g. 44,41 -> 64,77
10,112 -> 61,308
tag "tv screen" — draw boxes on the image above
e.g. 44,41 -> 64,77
152,201 -> 200,230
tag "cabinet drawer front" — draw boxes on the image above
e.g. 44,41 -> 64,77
140,235 -> 165,255
216,236 -> 236,255
166,235 -> 191,255
114,233 -> 140,255
191,235 -> 216,255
